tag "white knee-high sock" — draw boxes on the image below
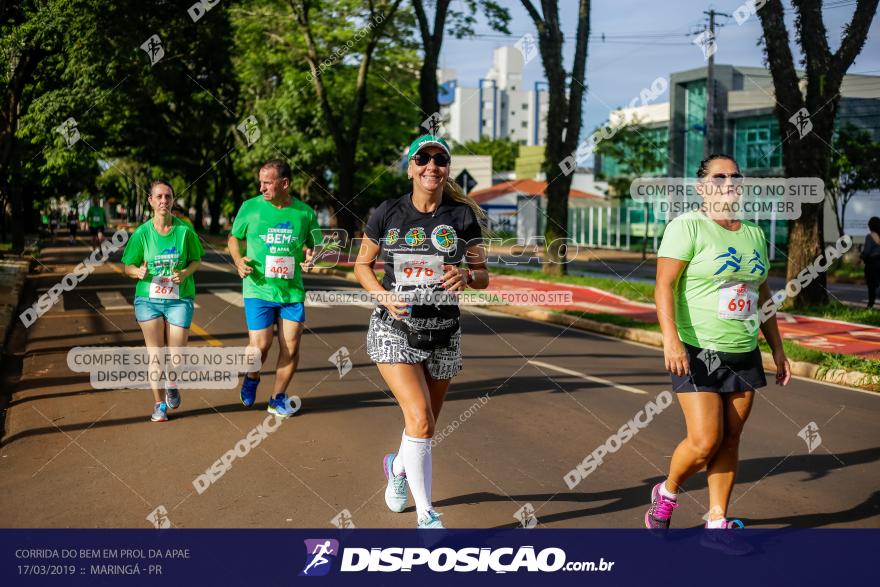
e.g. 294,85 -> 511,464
392,430 -> 406,476
400,433 -> 433,518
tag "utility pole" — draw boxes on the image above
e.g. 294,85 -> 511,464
702,9 -> 729,157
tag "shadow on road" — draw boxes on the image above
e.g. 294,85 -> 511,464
434,447 -> 880,528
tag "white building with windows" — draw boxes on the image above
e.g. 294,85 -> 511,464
439,46 -> 548,146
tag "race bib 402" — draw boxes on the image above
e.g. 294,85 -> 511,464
265,255 -> 295,279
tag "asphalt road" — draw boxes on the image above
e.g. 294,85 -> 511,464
1,242 -> 878,529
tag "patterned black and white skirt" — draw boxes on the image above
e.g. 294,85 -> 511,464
366,309 -> 462,380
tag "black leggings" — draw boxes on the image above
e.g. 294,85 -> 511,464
867,259 -> 880,308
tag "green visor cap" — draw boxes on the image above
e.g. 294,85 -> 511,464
407,135 -> 451,159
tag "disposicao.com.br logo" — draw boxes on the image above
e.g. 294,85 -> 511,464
300,540 -> 614,575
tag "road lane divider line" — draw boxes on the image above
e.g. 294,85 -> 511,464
190,322 -> 224,347
527,359 -> 648,395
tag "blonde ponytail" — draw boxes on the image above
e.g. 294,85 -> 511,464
443,180 -> 488,236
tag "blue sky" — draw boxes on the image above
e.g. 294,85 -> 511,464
439,0 -> 880,137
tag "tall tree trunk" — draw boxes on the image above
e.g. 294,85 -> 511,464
758,0 -> 877,307
413,0 -> 450,123
194,182 -> 205,231
293,0 -> 403,235
209,174 -> 223,234
226,156 -> 242,221
418,49 -> 440,122
0,191 -> 7,243
334,145 -> 359,235
9,143 -> 24,252
2,48 -> 42,252
522,0 -> 590,276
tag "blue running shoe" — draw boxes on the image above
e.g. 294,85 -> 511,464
150,402 -> 168,422
417,510 -> 444,529
165,384 -> 180,410
383,453 -> 408,513
240,375 -> 259,407
267,393 -> 299,418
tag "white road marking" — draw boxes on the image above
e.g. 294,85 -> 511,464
850,331 -> 880,339
200,260 -> 235,274
527,359 -> 649,395
95,291 -> 131,310
212,289 -> 244,308
477,307 -> 880,398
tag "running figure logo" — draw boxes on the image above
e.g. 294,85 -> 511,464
713,247 -> 742,275
797,422 -> 822,453
788,107 -> 813,139
514,503 -> 539,528
161,246 -> 178,255
330,509 -> 356,529
696,348 -> 722,374
405,227 -> 426,247
329,346 -> 352,378
146,505 -> 171,529
55,118 -> 80,148
140,34 -> 165,66
385,228 -> 400,246
299,539 -> 340,577
431,224 -> 456,253
237,115 -> 261,146
748,249 -> 766,275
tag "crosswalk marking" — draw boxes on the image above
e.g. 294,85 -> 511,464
95,291 -> 131,310
200,260 -> 235,274
212,289 -> 244,308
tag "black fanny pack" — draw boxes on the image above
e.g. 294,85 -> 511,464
377,308 -> 459,351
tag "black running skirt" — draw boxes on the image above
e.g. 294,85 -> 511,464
671,342 -> 766,393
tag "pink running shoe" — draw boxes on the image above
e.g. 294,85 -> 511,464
645,483 -> 679,529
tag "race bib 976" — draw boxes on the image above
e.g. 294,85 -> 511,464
394,254 -> 443,286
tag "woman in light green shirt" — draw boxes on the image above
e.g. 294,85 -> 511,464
645,154 -> 790,540
122,180 -> 203,423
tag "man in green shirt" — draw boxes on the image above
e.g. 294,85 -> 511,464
229,159 -> 322,418
87,198 -> 107,251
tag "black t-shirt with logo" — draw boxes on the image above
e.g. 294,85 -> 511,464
364,193 -> 483,319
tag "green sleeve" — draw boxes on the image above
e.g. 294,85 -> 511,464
306,211 -> 321,249
121,230 -> 144,266
231,201 -> 249,239
658,217 -> 696,261
186,228 -> 204,262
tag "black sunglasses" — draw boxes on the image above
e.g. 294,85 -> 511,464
411,152 -> 450,167
708,173 -> 744,186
